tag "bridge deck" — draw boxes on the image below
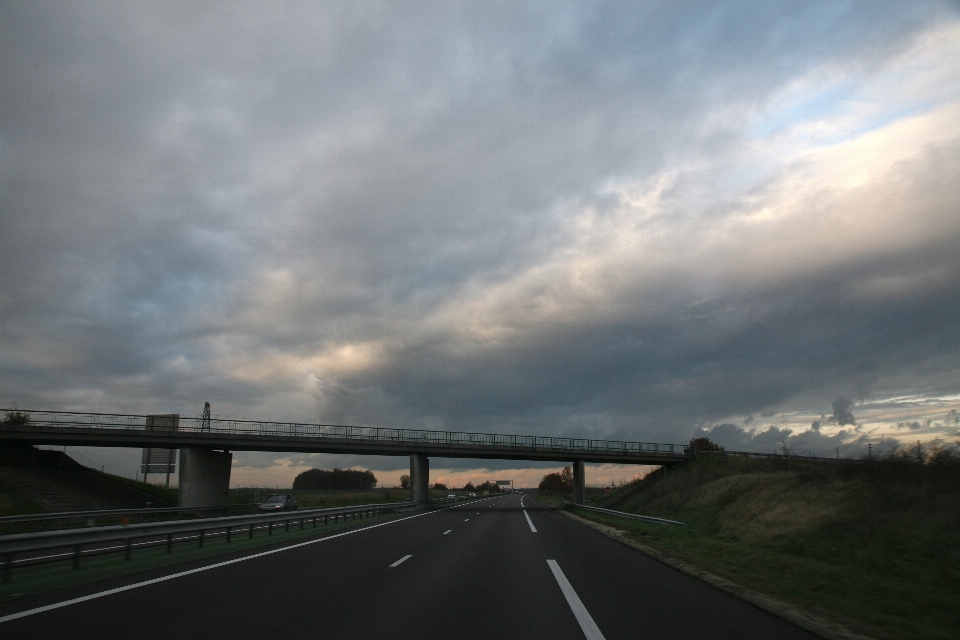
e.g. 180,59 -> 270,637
0,410 -> 689,465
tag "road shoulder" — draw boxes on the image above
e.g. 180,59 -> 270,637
558,509 -> 877,640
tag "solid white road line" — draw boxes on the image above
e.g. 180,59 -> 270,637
443,530 -> 452,535
523,510 -> 537,533
0,495 -> 504,625
389,554 -> 412,567
546,560 -> 607,640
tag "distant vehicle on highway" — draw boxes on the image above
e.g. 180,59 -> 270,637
468,492 -> 476,497
447,494 -> 457,498
259,494 -> 298,511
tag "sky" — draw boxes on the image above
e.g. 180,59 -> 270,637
2,1 -> 960,488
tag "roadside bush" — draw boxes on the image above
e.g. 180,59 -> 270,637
1,411 -> 30,427
539,467 -> 573,493
292,468 -> 377,491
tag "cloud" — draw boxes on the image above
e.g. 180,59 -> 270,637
693,423 -> 900,458
831,397 -> 857,426
3,3 -> 960,482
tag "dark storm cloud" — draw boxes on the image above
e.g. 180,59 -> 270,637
2,0 -> 960,487
831,397 -> 857,426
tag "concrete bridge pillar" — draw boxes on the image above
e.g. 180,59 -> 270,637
572,460 -> 585,505
178,446 -> 232,508
410,454 -> 429,503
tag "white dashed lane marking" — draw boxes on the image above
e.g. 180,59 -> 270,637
547,559 -> 606,640
390,555 -> 412,568
523,510 -> 537,533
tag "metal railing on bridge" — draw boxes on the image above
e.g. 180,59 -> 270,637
2,409 -> 689,456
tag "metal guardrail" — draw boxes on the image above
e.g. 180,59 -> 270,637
0,496 -> 469,582
2,409 -> 688,456
0,504 -> 260,526
564,501 -> 686,525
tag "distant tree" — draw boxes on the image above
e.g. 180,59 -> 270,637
463,482 -> 475,492
476,481 -> 502,494
1,411 -> 30,427
538,466 -> 573,493
689,437 -> 724,452
292,468 -> 377,491
399,474 -> 410,489
433,482 -> 448,490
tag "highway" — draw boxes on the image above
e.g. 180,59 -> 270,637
0,494 -> 817,639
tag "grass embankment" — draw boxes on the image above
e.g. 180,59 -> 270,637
544,455 -> 960,640
0,478 -> 44,518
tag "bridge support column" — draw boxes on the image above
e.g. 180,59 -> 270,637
410,454 -> 429,503
178,446 -> 232,508
573,460 -> 585,505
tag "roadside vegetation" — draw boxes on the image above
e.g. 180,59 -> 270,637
292,468 -> 378,491
0,478 -> 44,518
543,443 -> 960,640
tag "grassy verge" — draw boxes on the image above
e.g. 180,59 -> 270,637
102,472 -> 179,505
0,478 -> 45,519
541,457 -> 960,640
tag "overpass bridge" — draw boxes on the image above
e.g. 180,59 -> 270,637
0,410 -> 690,507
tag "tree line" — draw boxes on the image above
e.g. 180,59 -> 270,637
292,468 -> 378,491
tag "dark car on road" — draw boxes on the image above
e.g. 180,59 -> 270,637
259,494 -> 298,511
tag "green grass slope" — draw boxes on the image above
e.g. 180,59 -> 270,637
567,455 -> 960,640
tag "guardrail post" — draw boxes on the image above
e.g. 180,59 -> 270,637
268,522 -> 273,535
285,519 -> 289,532
167,533 -> 173,553
199,530 -> 205,547
2,553 -> 12,583
125,538 -> 132,560
249,524 -> 254,539
226,526 -> 232,543
73,544 -> 81,569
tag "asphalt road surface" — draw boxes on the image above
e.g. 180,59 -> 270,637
0,494 -> 818,639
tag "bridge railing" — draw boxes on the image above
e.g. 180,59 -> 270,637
3,409 -> 689,456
